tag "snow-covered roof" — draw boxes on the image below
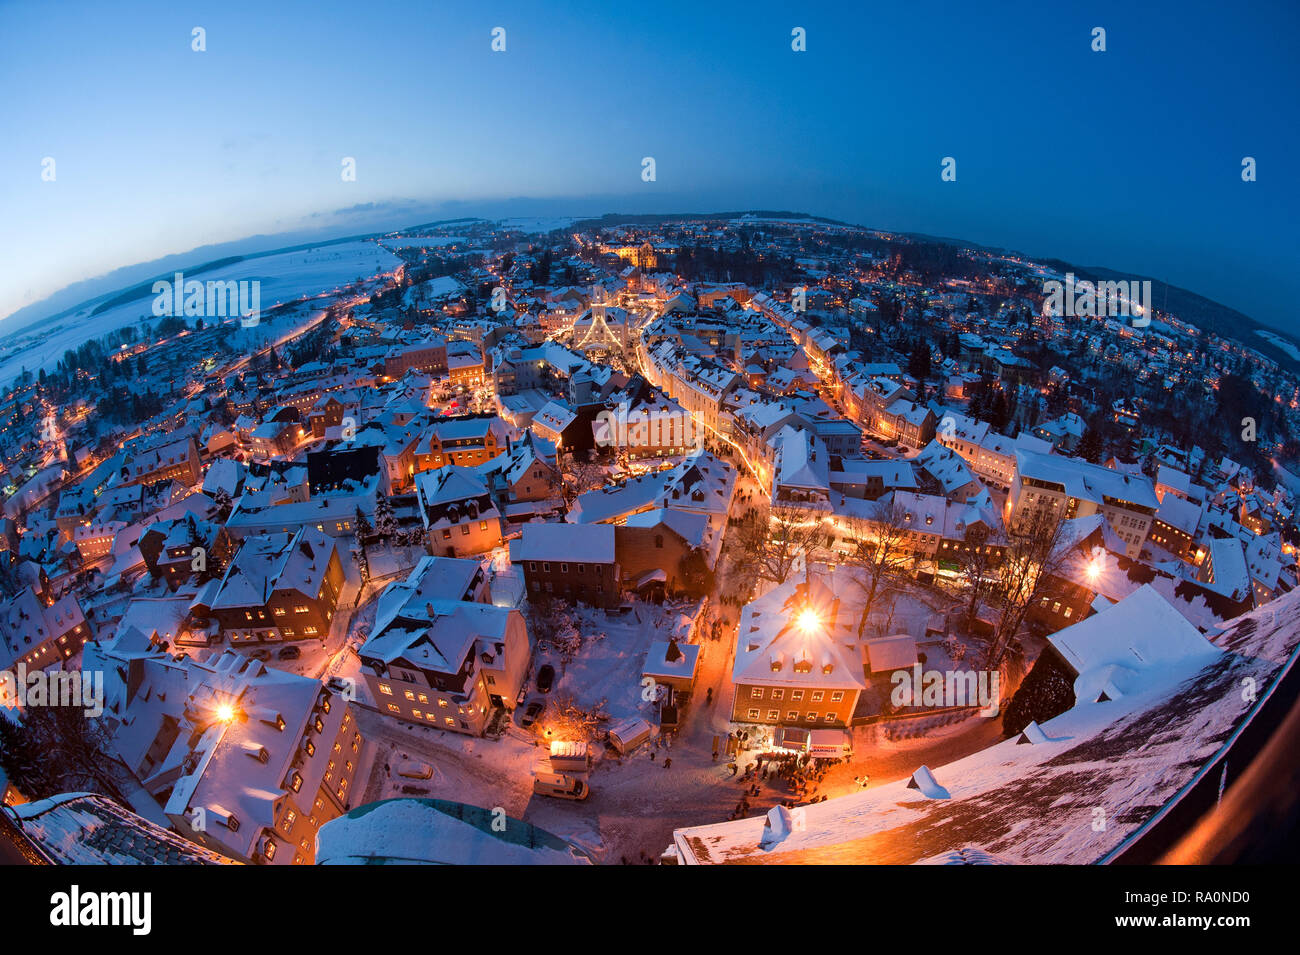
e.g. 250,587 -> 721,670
315,798 -> 591,864
1016,449 -> 1159,510
509,522 -> 615,563
1048,584 -> 1221,687
733,575 -> 868,691
11,792 -> 234,865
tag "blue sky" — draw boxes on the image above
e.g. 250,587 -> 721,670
2,0 -> 1297,331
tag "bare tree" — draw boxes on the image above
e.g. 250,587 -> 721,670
955,523 -> 1001,633
560,450 -> 608,508
987,508 -> 1069,666
839,499 -> 914,636
733,503 -> 828,587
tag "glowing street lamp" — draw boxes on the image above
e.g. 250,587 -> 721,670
795,607 -> 822,634
1084,553 -> 1103,584
215,703 -> 237,723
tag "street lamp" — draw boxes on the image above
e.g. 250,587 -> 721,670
795,607 -> 821,634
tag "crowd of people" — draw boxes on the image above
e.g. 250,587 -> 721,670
720,750 -> 855,820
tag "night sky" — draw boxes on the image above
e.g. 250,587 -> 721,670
3,0 -> 1297,330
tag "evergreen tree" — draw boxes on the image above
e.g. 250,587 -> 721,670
908,340 -> 931,381
353,507 -> 373,583
373,494 -> 397,541
1002,648 -> 1077,737
1077,427 -> 1104,463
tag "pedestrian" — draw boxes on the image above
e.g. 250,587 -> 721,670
649,750 -> 655,761
664,757 -> 672,769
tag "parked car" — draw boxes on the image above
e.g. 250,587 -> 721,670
520,701 -> 544,728
396,760 -> 433,780
277,645 -> 301,660
248,648 -> 272,661
532,768 -> 589,801
536,664 -> 555,693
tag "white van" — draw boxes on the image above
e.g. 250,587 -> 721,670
607,717 -> 653,755
532,767 -> 589,801
549,740 -> 592,774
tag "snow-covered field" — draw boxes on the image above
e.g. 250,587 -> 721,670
1256,328 -> 1300,361
378,236 -> 469,249
496,217 -> 579,234
0,240 -> 401,386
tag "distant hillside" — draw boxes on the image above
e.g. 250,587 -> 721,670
569,210 -> 847,233
896,229 -> 1299,374
1036,258 -> 1299,372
